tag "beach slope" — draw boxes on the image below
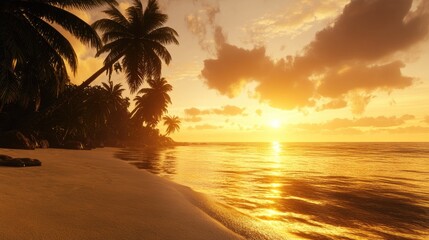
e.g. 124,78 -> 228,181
0,148 -> 242,240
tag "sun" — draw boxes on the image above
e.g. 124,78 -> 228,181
269,119 -> 281,129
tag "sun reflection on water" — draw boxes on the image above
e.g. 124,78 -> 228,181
116,143 -> 429,240
271,141 -> 282,154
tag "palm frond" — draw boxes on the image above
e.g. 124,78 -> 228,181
0,66 -> 19,104
142,46 -> 162,79
148,27 -> 179,45
148,41 -> 172,64
103,4 -> 130,28
96,38 -> 129,57
20,1 -> 102,49
123,46 -> 144,93
26,13 -> 78,73
141,0 -> 167,32
44,0 -> 118,10
92,18 -> 129,35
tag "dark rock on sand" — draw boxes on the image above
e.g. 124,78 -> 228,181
0,154 -> 13,161
0,155 -> 42,167
0,131 -> 35,149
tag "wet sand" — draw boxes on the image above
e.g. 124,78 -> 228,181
0,148 -> 243,240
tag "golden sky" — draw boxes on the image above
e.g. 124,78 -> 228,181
68,0 -> 429,142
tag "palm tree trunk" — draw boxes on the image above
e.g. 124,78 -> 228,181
45,53 -> 124,116
75,54 -> 122,92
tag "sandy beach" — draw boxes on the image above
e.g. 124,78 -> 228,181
0,148 -> 244,240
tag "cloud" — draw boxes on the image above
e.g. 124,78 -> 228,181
244,0 -> 348,43
300,0 -> 429,70
184,1 -> 220,51
347,92 -> 373,115
255,109 -> 262,116
203,28 -> 315,109
189,124 -> 222,130
212,105 -> 245,116
202,29 -> 271,97
317,62 -> 413,98
184,105 -> 246,117
184,116 -> 203,122
386,126 -> 429,134
201,0 -> 429,113
316,98 -> 347,111
294,115 -> 415,130
424,116 -> 429,124
184,107 -> 210,116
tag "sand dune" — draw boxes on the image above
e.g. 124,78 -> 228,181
0,148 -> 242,240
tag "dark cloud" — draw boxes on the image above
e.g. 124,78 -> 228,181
317,61 -> 413,98
202,28 -> 271,97
200,0 -> 429,113
300,0 -> 429,70
203,28 -> 315,109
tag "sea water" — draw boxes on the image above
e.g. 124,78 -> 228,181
116,142 -> 429,239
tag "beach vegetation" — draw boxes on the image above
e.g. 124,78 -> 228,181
0,0 -> 117,110
163,115 -> 181,136
78,0 -> 179,93
0,0 -> 180,149
131,77 -> 172,128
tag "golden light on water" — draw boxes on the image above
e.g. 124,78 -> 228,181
122,142 -> 429,239
271,141 -> 282,154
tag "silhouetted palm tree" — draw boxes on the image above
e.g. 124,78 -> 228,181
0,0 -> 117,109
101,80 -> 127,112
99,80 -> 130,139
131,77 -> 172,127
79,0 -> 179,93
163,115 -> 180,136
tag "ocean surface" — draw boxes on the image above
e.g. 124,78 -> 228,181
116,142 -> 429,240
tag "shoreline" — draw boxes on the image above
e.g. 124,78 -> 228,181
0,147 -> 242,240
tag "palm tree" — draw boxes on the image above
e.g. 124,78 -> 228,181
99,80 -> 130,139
101,80 -> 127,112
79,0 -> 179,93
163,115 -> 180,136
82,81 -> 129,145
0,0 -> 117,108
131,77 -> 172,127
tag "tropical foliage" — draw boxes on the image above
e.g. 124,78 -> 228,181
131,77 -> 172,127
0,0 -> 116,110
163,115 -> 181,136
79,0 -> 179,92
0,0 -> 180,149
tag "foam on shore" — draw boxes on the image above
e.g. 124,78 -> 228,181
0,148 -> 283,240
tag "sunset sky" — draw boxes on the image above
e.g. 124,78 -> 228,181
68,0 -> 429,142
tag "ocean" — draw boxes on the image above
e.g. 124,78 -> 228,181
116,142 -> 429,239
